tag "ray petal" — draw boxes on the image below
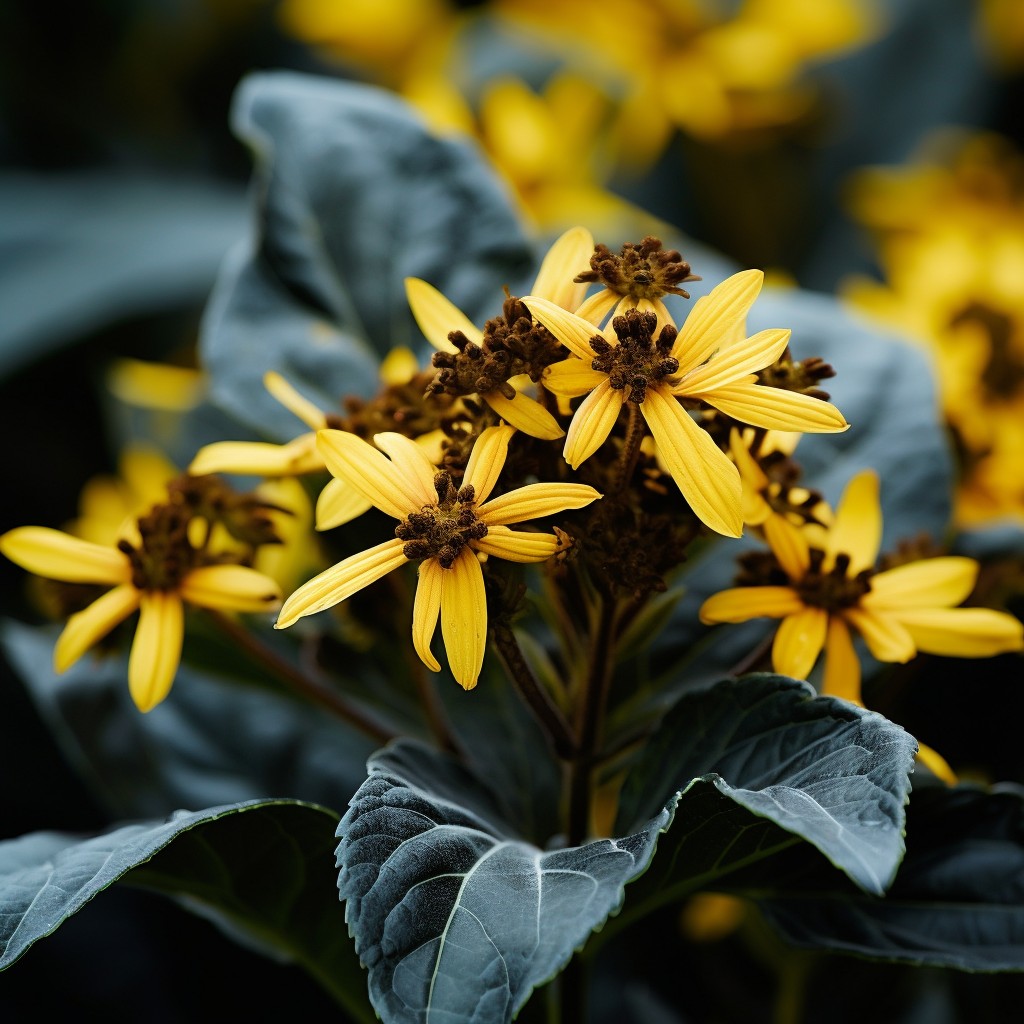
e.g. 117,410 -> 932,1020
275,538 -> 408,628
772,606 -> 828,680
530,226 -> 595,310
1,527 -> 130,585
763,514 -> 811,580
373,432 -> 439,505
405,278 -> 482,352
695,382 -> 849,433
822,615 -> 862,704
522,295 -> 603,361
544,358 -> 608,398
573,288 -> 620,326
699,586 -> 804,623
179,564 -> 282,613
482,389 -> 565,440
563,379 -> 624,468
463,425 -> 515,504
472,526 -> 559,562
263,372 -> 328,430
676,329 -> 791,394
478,483 -> 601,526
54,584 -> 140,673
890,607 -> 1024,658
128,590 -> 184,712
315,478 -> 374,531
440,548 -> 488,690
844,606 -> 916,663
316,430 -> 422,519
864,557 -> 978,610
412,559 -> 443,673
189,436 -> 321,477
825,470 -> 881,574
640,387 -> 743,537
673,269 -> 763,374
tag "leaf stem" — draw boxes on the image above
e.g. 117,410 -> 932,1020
205,609 -> 395,744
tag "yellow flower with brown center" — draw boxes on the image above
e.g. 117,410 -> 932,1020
524,269 -> 849,537
1,506 -> 283,713
405,226 -> 595,440
275,425 -> 601,689
699,470 -> 1024,702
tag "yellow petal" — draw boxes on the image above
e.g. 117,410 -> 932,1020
530,226 -> 594,310
699,586 -> 804,623
544,357 -> 607,398
676,329 -> 791,394
440,548 -> 487,690
373,432 -> 440,505
844,606 -> 916,663
472,526 -> 559,562
179,565 -> 282,612
573,288 -> 620,326
522,295 -> 602,361
107,358 -> 204,412
316,430 -> 421,519
263,372 -> 328,430
54,584 -> 140,673
695,382 -> 849,433
772,606 -> 828,679
379,345 -> 420,386
405,278 -> 482,352
129,591 -> 184,712
729,427 -> 769,490
315,478 -> 374,531
1,527 -> 130,585
479,483 -> 601,526
640,387 -> 743,537
864,557 -> 978,610
890,607 -> 1024,658
825,470 -> 881,574
821,615 -> 862,704
412,559 -> 443,673
674,270 -> 763,375
276,538 -> 408,628
563,379 -> 624,469
763,514 -> 811,580
482,389 -> 565,440
462,424 -> 515,504
916,743 -> 958,786
188,436 -> 321,477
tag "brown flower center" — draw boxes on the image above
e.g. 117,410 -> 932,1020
591,309 -> 679,403
118,503 -> 200,592
795,550 -> 873,612
395,472 -> 488,569
574,236 -> 700,301
949,301 -> 1024,401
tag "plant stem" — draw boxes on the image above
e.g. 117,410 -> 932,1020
206,609 -> 394,744
492,623 -> 577,759
613,403 -> 645,494
728,626 -> 776,677
566,594 -> 617,845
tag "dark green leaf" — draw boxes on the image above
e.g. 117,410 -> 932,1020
756,783 -> 1024,971
201,71 -> 534,440
616,676 -> 916,900
1,621 -> 375,819
337,740 -> 669,1024
0,799 -> 372,1016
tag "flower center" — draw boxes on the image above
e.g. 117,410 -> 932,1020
118,503 -> 199,592
395,472 -> 488,569
949,301 -> 1024,401
574,236 -> 700,301
591,309 -> 679,403
795,550 -> 873,611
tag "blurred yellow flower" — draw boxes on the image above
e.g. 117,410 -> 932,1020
276,425 -> 600,689
699,470 -> 1023,703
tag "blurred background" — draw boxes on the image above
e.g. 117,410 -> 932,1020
1,1 -> 1023,1019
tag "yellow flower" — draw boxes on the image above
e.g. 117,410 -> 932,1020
405,226 -> 594,440
699,470 -> 1024,702
275,425 -> 601,689
1,523 -> 283,713
524,270 -> 849,537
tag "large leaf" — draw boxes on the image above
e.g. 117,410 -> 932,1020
1,620 -> 376,820
615,676 -> 916,907
756,783 -> 1024,971
201,71 -> 535,441
338,740 -> 669,1024
0,799 -> 372,1017
0,171 -> 246,377
337,678 -> 915,1023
